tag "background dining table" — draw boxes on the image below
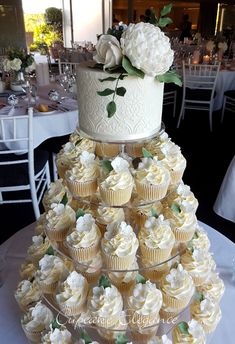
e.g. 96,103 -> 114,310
214,68 -> 235,111
0,221 -> 234,343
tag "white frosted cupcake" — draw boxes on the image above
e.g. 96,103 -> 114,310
101,221 -> 139,270
144,132 -> 171,159
34,213 -> 47,235
77,250 -> 103,284
99,157 -> 134,206
69,135 -> 96,153
180,248 -> 214,286
41,325 -> 73,344
56,271 -> 88,316
196,271 -> 225,302
36,254 -> 68,294
95,142 -> 120,158
108,258 -> 138,292
188,224 -> 211,252
45,203 -> 76,242
42,179 -> 68,211
15,279 -> 42,312
20,261 -> 37,281
56,142 -> 80,179
97,310 -> 127,342
172,319 -> 206,344
21,301 -> 54,343
160,264 -> 195,314
66,151 -> 99,197
27,234 -> 51,264
131,200 -> 163,228
164,182 -> 198,213
139,215 -> 175,263
66,213 -> 101,261
95,205 -> 125,234
127,280 -> 162,329
135,157 -> 170,201
147,334 -> 172,344
87,282 -> 123,328
190,295 -> 221,333
160,142 -> 187,184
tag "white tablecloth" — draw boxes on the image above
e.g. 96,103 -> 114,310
214,69 -> 235,111
213,155 -> 235,222
0,221 -> 234,343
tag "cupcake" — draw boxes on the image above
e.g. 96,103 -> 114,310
99,157 -> 134,206
66,213 -> 101,261
164,182 -> 198,213
144,132 -> 171,160
21,301 -> 54,343
55,271 -> 89,316
97,311 -> 127,342
108,258 -> 138,292
66,151 -> 99,197
126,142 -> 144,157
95,205 -> 125,234
69,135 -> 96,153
20,261 -> 37,281
160,142 -> 187,185
135,157 -> 170,201
56,142 -> 80,179
142,258 -> 171,283
180,248 -> 214,286
87,282 -> 123,328
139,215 -> 175,263
147,335 -> 172,344
27,234 -> 51,264
172,319 -> 206,344
76,251 -> 103,284
101,221 -> 139,270
188,224 -> 211,252
160,264 -> 195,314
190,295 -> 221,333
131,201 -> 163,229
196,271 -> 225,303
126,280 -> 162,329
41,325 -> 73,344
95,142 -> 120,158
36,254 -> 68,294
45,203 -> 76,242
42,179 -> 69,211
34,213 -> 47,235
15,279 -> 42,312
164,203 -> 197,242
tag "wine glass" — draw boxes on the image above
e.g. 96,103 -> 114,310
7,94 -> 18,111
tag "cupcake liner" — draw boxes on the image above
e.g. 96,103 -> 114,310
129,320 -> 159,342
169,167 -> 185,185
67,241 -> 100,262
172,226 -> 195,242
142,264 -> 170,282
38,280 -> 58,294
102,251 -> 135,270
162,291 -> 191,310
140,243 -> 172,263
99,185 -> 133,206
22,324 -> 43,343
188,273 -> 209,287
58,299 -> 87,316
134,211 -> 148,228
110,279 -> 136,293
159,308 -> 181,321
125,143 -> 143,157
95,143 -> 120,158
81,269 -> 101,284
135,179 -> 169,201
45,225 -> 69,242
66,178 -> 97,197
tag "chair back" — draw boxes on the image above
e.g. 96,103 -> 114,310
58,59 -> 80,75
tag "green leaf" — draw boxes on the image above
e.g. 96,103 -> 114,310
107,28 -> 113,35
98,77 -> 117,82
122,56 -> 145,79
160,3 -> 173,17
178,321 -> 189,335
195,292 -> 205,302
119,74 -> 128,80
61,193 -> 68,206
136,273 -> 146,284
99,275 -> 111,288
158,17 -> 173,28
97,88 -> 115,96
80,329 -> 92,344
115,334 -> 130,344
156,70 -> 182,87
116,87 -> 126,97
46,246 -> 54,255
101,159 -> 113,172
151,208 -> 159,218
149,8 -> 158,25
51,319 -> 61,330
107,101 -> 117,118
170,203 -> 181,214
142,147 -> 153,158
193,231 -> 199,239
75,138 -> 83,146
76,208 -> 85,219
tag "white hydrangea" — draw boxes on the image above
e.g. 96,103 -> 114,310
120,22 -> 174,77
3,57 -> 22,72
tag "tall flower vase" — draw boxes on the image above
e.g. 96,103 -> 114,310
10,71 -> 26,91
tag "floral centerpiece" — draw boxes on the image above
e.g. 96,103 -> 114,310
92,3 -> 181,117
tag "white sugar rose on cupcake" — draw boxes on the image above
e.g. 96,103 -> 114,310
27,234 -> 51,264
66,151 -> 99,197
196,271 -> 225,303
95,205 -> 125,234
160,142 -> 187,185
45,203 -> 76,242
172,319 -> 206,344
66,213 -> 101,261
41,325 -> 73,344
99,156 -> 134,206
55,271 -> 89,316
164,182 -> 199,213
188,224 -> 211,252
15,279 -> 42,312
101,221 -> 139,270
144,132 -> 172,160
139,215 -> 175,263
190,294 -> 221,333
21,301 -> 54,343
135,156 -> 170,201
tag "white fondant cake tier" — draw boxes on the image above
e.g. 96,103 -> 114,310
76,63 -> 164,142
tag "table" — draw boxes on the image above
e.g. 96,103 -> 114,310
214,69 -> 235,111
0,221 -> 234,343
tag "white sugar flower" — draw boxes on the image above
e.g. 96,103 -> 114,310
166,264 -> 185,288
66,271 -> 85,290
80,151 -> 96,167
192,248 -> 206,262
121,22 -> 174,77
200,298 -> 214,313
51,203 -> 65,215
111,156 -> 129,173
76,213 -> 95,232
188,319 -> 205,339
94,34 -> 122,70
63,142 -> 75,153
32,235 -> 43,246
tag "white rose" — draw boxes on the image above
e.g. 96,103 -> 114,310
121,22 -> 174,77
10,58 -> 22,71
94,34 -> 122,70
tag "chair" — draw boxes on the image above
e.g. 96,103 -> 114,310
221,90 -> 235,123
177,61 -> 221,131
58,59 -> 80,75
163,84 -> 177,117
0,107 -> 51,219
